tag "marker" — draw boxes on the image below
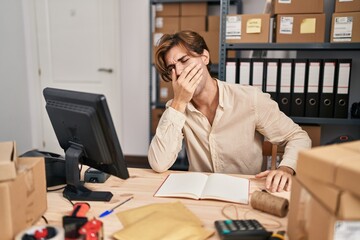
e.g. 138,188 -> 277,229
99,196 -> 133,218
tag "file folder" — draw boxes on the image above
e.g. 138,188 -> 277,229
319,59 -> 337,118
226,58 -> 237,84
334,59 -> 352,118
278,59 -> 293,116
291,59 -> 307,117
251,59 -> 266,92
239,59 -> 251,85
305,59 -> 322,117
265,59 -> 279,101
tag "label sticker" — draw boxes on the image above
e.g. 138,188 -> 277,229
333,16 -> 353,42
226,15 -> 241,39
280,17 -> 293,34
300,18 -> 316,34
334,221 -> 360,240
246,18 -> 262,34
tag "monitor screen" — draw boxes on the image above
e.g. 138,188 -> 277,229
43,87 -> 129,201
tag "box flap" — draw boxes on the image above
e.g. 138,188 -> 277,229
335,155 -> 360,198
297,145 -> 352,184
340,141 -> 360,154
0,141 -> 16,161
297,141 -> 360,198
0,141 -> 17,182
338,192 -> 360,220
297,174 -> 341,214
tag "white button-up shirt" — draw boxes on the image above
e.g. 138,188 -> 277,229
148,80 -> 311,175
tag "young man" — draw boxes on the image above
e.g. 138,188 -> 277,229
148,31 -> 311,192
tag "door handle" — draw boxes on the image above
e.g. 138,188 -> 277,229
98,68 -> 113,73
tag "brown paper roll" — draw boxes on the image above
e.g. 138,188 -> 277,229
250,190 -> 289,218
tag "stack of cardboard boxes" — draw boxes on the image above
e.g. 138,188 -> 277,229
272,0 -> 325,43
223,0 -> 333,44
0,141 -> 47,240
152,2 -> 218,133
331,0 -> 360,43
288,141 -> 360,239
225,13 -> 271,44
222,0 -> 360,44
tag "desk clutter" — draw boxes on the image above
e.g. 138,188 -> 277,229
2,140 -> 360,239
114,201 -> 214,240
250,191 -> 289,218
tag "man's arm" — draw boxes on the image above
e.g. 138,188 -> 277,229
148,107 -> 185,172
254,89 -> 311,191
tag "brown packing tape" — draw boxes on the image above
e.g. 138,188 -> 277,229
250,191 -> 289,218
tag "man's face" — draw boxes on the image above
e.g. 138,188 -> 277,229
164,45 -> 202,79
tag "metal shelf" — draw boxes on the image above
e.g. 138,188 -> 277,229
226,43 -> 360,51
151,0 -> 221,3
291,117 -> 360,126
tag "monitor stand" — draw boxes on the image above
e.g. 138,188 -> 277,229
63,145 -> 113,202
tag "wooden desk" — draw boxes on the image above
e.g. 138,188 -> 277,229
38,168 -> 289,239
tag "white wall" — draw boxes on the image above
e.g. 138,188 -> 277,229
119,0 -> 150,156
0,0 -> 33,154
0,0 -> 150,156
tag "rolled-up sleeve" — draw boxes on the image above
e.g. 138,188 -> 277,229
148,107 -> 186,172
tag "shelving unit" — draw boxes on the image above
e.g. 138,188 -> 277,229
149,0 -> 360,170
218,0 -> 360,137
150,0 -> 228,170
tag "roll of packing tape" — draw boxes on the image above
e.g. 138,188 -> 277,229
250,190 -> 289,218
15,225 -> 64,240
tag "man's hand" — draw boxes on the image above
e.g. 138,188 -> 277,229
255,166 -> 294,192
170,63 -> 203,112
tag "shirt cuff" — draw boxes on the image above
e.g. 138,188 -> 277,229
162,107 -> 186,130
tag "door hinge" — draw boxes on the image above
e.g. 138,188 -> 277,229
38,68 -> 41,76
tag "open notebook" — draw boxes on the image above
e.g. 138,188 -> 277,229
154,172 -> 250,204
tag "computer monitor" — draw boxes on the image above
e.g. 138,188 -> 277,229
43,87 -> 129,201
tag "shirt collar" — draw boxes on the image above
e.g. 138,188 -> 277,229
187,79 -> 225,112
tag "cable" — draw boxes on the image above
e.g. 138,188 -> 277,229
221,204 -> 283,229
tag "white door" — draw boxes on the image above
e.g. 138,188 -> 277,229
35,0 -> 122,154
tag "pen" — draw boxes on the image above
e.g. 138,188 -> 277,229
98,196 -> 133,218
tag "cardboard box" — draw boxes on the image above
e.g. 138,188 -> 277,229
275,13 -> 325,43
198,31 -> 236,65
151,108 -> 166,135
288,177 -> 360,240
199,31 -> 220,64
207,15 -> 220,31
300,125 -> 321,147
272,0 -> 324,14
180,2 -> 207,16
154,17 -> 180,33
0,141 -> 17,181
341,140 -> 360,154
296,173 -> 341,214
154,3 -> 180,17
180,16 -> 206,31
0,157 -> 47,240
159,78 -> 174,104
335,0 -> 360,13
297,141 -> 360,197
226,14 -> 271,43
331,12 -> 360,43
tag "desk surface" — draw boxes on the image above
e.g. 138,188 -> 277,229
38,168 -> 290,239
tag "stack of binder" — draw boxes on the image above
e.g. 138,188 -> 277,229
225,58 -> 352,118
291,59 -> 307,117
305,59 -> 322,117
278,59 -> 292,116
